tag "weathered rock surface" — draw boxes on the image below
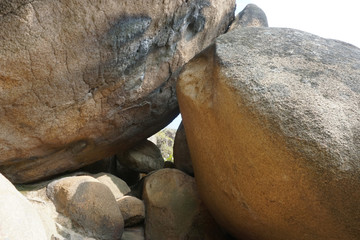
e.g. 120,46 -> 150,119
93,172 -> 130,200
0,174 -> 47,240
229,3 -> 268,30
174,122 -> 194,175
177,27 -> 360,240
117,196 -> 145,227
47,175 -> 124,240
0,0 -> 235,183
143,169 -> 227,240
118,140 -> 164,173
148,128 -> 177,161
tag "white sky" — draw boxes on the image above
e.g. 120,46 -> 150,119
236,0 -> 360,48
166,0 -> 360,129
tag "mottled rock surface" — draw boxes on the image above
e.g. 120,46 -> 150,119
174,122 -> 194,175
177,27 -> 360,240
143,169 -> 228,240
229,3 -> 268,30
47,176 -> 124,240
149,128 -> 176,161
0,174 -> 47,240
0,0 -> 235,183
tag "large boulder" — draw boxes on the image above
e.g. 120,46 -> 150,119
0,0 -> 235,183
142,169 -> 227,240
177,27 -> 360,240
46,175 -> 124,240
0,174 -> 47,240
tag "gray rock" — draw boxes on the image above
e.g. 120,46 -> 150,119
93,172 -> 131,200
46,176 -> 124,240
118,140 -> 164,173
177,27 -> 360,240
174,122 -> 194,176
0,174 -> 47,240
117,196 -> 145,227
0,0 -> 236,183
229,3 -> 268,30
142,169 -> 228,240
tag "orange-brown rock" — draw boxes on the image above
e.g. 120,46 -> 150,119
177,27 -> 360,240
0,0 -> 235,183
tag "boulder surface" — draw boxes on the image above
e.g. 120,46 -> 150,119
177,27 -> 360,240
0,0 -> 235,183
142,168 -> 227,240
47,175 -> 124,240
118,140 -> 164,173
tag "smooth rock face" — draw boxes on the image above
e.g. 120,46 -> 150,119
0,174 -> 47,240
174,122 -> 194,175
117,196 -> 145,227
229,3 -> 268,30
93,172 -> 131,200
177,27 -> 360,240
118,140 -> 165,173
0,0 -> 235,183
143,169 -> 227,240
46,176 -> 124,240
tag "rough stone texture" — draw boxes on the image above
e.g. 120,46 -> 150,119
117,196 -> 145,227
177,27 -> 360,240
174,122 -> 194,175
0,174 -> 47,240
143,169 -> 228,240
229,3 -> 268,30
0,0 -> 235,183
93,172 -> 131,200
149,128 -> 176,161
118,140 -> 164,173
46,175 -> 124,240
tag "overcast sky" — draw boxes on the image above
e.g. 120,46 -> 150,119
236,0 -> 360,48
166,0 -> 360,129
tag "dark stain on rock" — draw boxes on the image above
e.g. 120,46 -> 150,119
108,16 -> 152,46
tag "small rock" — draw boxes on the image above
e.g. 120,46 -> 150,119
118,140 -> 164,173
173,122 -> 194,176
229,3 -> 268,30
143,169 -> 227,240
93,172 -> 131,200
0,174 -> 47,240
117,196 -> 145,227
46,176 -> 124,240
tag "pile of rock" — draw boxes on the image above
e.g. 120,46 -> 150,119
1,168 -> 227,239
1,1 -> 360,240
